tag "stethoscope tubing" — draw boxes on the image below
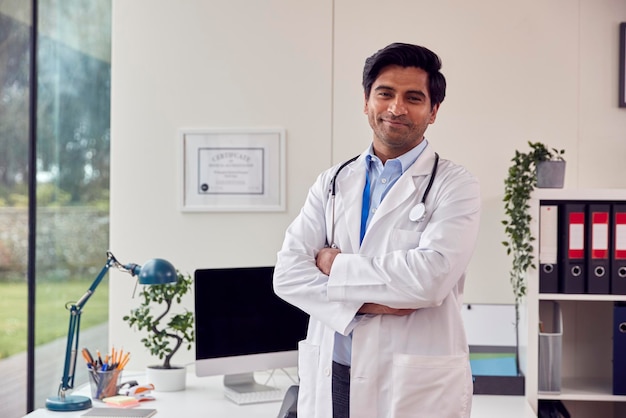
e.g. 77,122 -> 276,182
327,152 -> 439,248
329,155 -> 359,248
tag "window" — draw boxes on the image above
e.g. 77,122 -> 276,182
0,1 -> 111,415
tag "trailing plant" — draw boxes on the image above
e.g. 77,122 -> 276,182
502,141 -> 565,306
502,141 -> 564,374
123,271 -> 194,369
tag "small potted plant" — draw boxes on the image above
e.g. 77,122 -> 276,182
123,270 -> 194,391
502,141 -> 565,374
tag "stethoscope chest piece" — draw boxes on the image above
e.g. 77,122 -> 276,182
409,203 -> 426,222
408,152 -> 440,223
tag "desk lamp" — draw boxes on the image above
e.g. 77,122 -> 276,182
45,251 -> 177,412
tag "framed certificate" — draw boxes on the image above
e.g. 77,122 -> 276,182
180,128 -> 286,212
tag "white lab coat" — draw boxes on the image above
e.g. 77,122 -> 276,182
274,145 -> 481,418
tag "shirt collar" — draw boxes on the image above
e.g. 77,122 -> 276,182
365,139 -> 429,173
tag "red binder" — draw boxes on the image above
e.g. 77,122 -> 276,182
612,204 -> 626,294
587,204 -> 611,294
560,203 -> 586,294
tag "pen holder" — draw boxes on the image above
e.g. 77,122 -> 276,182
88,368 -> 122,400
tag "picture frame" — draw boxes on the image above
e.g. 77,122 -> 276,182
619,22 -> 626,107
180,128 -> 286,212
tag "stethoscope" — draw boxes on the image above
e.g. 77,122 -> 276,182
327,152 -> 439,248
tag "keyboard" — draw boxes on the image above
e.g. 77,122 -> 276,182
223,383 -> 286,405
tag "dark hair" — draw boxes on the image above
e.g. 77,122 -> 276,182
362,43 -> 446,107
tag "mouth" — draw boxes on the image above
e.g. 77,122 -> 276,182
382,118 -> 408,128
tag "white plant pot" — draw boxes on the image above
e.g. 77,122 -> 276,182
146,365 -> 187,392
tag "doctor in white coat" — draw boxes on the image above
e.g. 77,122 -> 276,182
274,43 -> 481,418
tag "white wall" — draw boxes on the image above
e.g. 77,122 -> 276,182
109,0 -> 626,369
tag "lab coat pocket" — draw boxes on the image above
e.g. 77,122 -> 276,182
297,341 -> 319,417
389,228 -> 422,251
389,353 -> 471,418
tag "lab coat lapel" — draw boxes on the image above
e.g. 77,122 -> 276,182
365,149 -> 437,232
335,161 -> 366,252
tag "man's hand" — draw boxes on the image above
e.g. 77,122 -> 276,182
317,249 -> 415,316
316,247 -> 341,276
359,303 -> 416,316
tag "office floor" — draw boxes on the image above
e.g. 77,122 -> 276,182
3,324 -> 107,418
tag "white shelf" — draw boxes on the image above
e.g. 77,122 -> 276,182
532,188 -> 626,201
524,189 -> 626,418
538,294 -> 626,301
538,378 -> 626,402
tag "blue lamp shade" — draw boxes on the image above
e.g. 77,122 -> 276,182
138,258 -> 177,284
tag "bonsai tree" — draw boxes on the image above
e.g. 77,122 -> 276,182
123,270 -> 195,369
502,141 -> 564,372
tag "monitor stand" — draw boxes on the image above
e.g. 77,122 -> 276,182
222,372 -> 285,405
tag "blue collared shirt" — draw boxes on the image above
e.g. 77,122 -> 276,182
333,140 -> 429,366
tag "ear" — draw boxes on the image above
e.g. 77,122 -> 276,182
363,92 -> 369,114
429,103 -> 440,124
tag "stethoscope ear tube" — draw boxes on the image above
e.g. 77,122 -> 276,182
328,155 -> 359,248
327,152 -> 439,247
330,155 -> 359,197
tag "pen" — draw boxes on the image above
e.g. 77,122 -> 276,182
82,347 -> 95,366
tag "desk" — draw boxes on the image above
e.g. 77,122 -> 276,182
24,370 -> 536,418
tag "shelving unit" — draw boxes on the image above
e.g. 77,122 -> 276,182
522,189 -> 626,417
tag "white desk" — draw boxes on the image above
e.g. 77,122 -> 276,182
25,370 -> 536,418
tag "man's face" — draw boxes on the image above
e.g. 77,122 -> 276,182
364,65 -> 439,161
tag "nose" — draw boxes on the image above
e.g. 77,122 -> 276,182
388,98 -> 407,116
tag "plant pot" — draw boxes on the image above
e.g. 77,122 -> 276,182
536,160 -> 565,188
146,365 -> 186,392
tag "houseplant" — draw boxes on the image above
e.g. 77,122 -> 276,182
123,270 -> 194,391
502,141 -> 565,373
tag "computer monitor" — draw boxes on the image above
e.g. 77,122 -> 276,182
194,266 -> 309,404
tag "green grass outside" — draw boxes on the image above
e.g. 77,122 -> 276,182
0,280 -> 108,359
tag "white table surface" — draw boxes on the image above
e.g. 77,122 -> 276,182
25,370 -> 536,418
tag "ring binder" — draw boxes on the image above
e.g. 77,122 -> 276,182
539,204 -> 559,293
587,203 -> 611,294
614,302 -> 626,395
612,204 -> 626,294
560,203 -> 586,294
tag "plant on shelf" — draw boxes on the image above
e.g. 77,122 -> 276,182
502,141 -> 565,373
123,270 -> 195,370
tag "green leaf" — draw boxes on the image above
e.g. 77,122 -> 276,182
121,270 -> 195,369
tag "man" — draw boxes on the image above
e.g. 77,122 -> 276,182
273,42 -> 481,418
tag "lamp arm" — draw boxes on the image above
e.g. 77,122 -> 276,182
57,253 -> 118,397
48,251 -> 176,411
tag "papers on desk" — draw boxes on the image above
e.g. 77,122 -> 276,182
80,408 -> 157,418
102,396 -> 142,408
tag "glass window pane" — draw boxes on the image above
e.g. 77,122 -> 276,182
34,0 -> 111,411
0,1 -> 33,417
0,1 -> 111,415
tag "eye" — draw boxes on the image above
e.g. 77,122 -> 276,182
408,96 -> 423,103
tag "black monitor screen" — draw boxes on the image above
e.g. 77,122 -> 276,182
194,266 -> 309,373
